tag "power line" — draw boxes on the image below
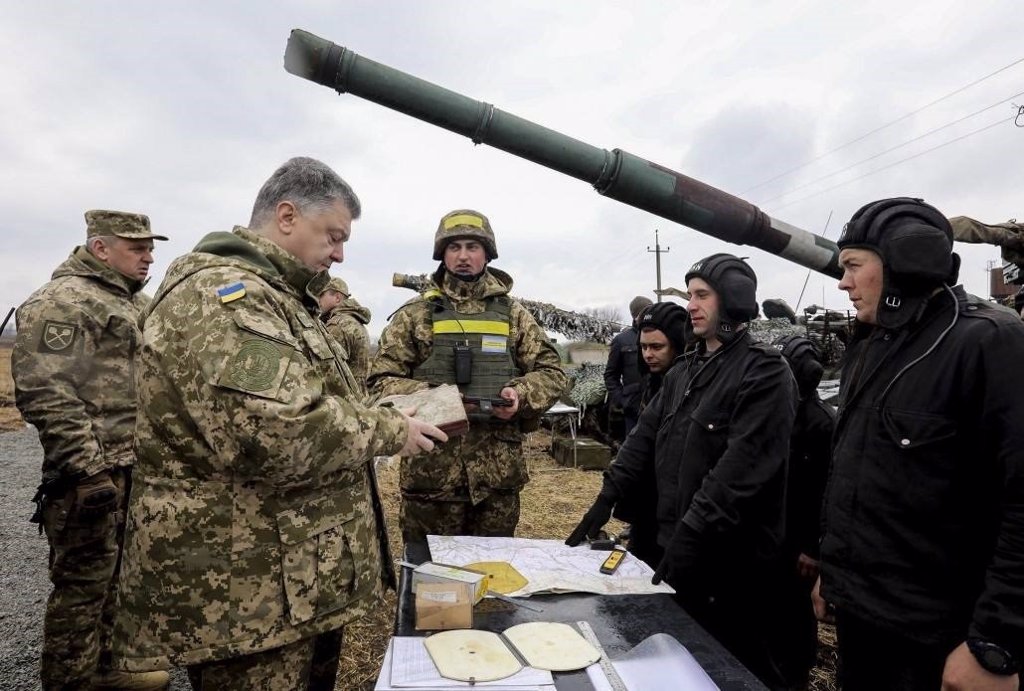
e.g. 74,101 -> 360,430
757,92 -> 1024,206
740,56 -> 1024,195
765,115 -> 1015,214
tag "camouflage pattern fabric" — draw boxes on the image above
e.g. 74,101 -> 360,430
401,491 -> 521,544
112,227 -> 408,671
12,247 -> 149,689
369,267 -> 565,537
186,632 -> 327,690
13,247 -> 150,480
323,298 -> 372,396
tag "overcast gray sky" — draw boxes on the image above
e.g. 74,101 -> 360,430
3,1 -> 1022,337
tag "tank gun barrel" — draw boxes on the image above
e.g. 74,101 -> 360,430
284,29 -> 842,279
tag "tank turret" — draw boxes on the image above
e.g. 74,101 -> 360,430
284,29 -> 842,278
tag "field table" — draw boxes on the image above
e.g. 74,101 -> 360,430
393,541 -> 767,691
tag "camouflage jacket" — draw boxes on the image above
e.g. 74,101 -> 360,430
13,246 -> 149,480
323,298 -> 372,396
112,227 -> 407,670
368,268 -> 566,501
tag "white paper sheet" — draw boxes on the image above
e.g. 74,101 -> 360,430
374,637 -> 555,691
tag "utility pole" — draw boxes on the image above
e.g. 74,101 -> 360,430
647,229 -> 670,302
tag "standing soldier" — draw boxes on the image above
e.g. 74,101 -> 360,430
368,209 -> 567,543
317,276 -> 373,395
13,210 -> 169,691
603,295 -> 652,441
110,157 -> 446,689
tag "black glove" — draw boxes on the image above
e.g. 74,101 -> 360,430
652,520 -> 701,586
565,494 -> 615,547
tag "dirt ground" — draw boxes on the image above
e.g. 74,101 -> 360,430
0,343 -> 837,689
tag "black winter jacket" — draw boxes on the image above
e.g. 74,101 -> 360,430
820,286 -> 1024,655
605,330 -> 797,577
604,326 -> 644,414
785,395 -> 835,561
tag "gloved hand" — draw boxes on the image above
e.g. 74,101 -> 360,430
73,471 -> 118,520
652,520 -> 701,586
565,494 -> 615,547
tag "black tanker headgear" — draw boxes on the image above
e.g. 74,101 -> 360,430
684,253 -> 758,344
773,334 -> 824,398
637,302 -> 691,360
838,197 -> 960,329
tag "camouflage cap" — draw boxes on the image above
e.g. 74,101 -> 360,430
433,209 -> 498,260
85,209 -> 168,241
319,276 -> 350,297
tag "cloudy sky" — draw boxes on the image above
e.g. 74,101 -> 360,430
3,1 -> 1022,338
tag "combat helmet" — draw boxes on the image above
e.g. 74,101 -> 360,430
433,209 -> 498,260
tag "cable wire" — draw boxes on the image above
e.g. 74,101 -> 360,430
740,56 -> 1024,195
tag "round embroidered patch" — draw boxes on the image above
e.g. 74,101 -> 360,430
228,339 -> 281,391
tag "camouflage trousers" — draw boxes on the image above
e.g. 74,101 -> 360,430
39,468 -> 129,691
401,490 -> 520,544
186,629 -> 343,691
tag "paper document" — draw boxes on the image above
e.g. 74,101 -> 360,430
585,633 -> 720,691
374,637 -> 554,690
427,535 -> 675,597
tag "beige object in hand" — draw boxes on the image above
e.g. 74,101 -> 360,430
423,629 -> 522,682
379,384 -> 469,437
502,622 -> 601,671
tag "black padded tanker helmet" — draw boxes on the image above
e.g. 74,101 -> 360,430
837,197 -> 960,329
684,253 -> 758,343
773,334 -> 824,398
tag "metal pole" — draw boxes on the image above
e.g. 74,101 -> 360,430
647,229 -> 670,303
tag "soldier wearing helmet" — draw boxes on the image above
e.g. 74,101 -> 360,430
317,275 -> 373,395
568,253 -> 802,689
815,198 -> 1024,691
369,209 -> 566,543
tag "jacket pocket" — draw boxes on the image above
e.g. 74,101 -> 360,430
689,402 -> 730,435
881,408 -> 956,450
276,484 -> 371,625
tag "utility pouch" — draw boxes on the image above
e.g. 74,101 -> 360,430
453,343 -> 473,385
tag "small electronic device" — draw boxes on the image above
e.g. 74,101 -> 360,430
599,547 -> 627,575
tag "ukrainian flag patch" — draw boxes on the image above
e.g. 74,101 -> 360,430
481,335 -> 507,353
217,282 -> 246,303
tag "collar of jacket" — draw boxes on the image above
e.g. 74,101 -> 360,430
327,297 -> 372,325
683,328 -> 751,390
431,265 -> 514,303
53,245 -> 146,296
192,227 -> 321,308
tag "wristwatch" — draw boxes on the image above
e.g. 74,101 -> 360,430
967,638 -> 1019,675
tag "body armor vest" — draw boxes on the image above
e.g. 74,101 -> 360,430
412,291 -> 521,403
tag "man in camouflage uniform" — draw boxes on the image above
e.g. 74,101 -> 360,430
13,210 -> 169,691
109,157 -> 446,690
369,209 -> 567,543
317,276 -> 372,395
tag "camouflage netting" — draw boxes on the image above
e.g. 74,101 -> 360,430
392,273 -> 624,343
566,363 -> 607,408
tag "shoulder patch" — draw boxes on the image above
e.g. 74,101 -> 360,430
226,339 -> 283,391
216,282 -> 246,304
39,321 -> 78,355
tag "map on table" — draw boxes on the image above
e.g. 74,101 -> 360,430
426,535 -> 675,597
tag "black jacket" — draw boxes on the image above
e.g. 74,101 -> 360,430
785,395 -> 834,560
605,330 -> 797,576
603,326 -> 644,414
820,286 -> 1024,654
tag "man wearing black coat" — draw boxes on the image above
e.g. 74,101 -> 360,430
814,198 -> 1024,691
569,254 -> 800,689
603,296 -> 652,440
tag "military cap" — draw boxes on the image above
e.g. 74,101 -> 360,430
85,209 -> 168,241
319,276 -> 350,297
